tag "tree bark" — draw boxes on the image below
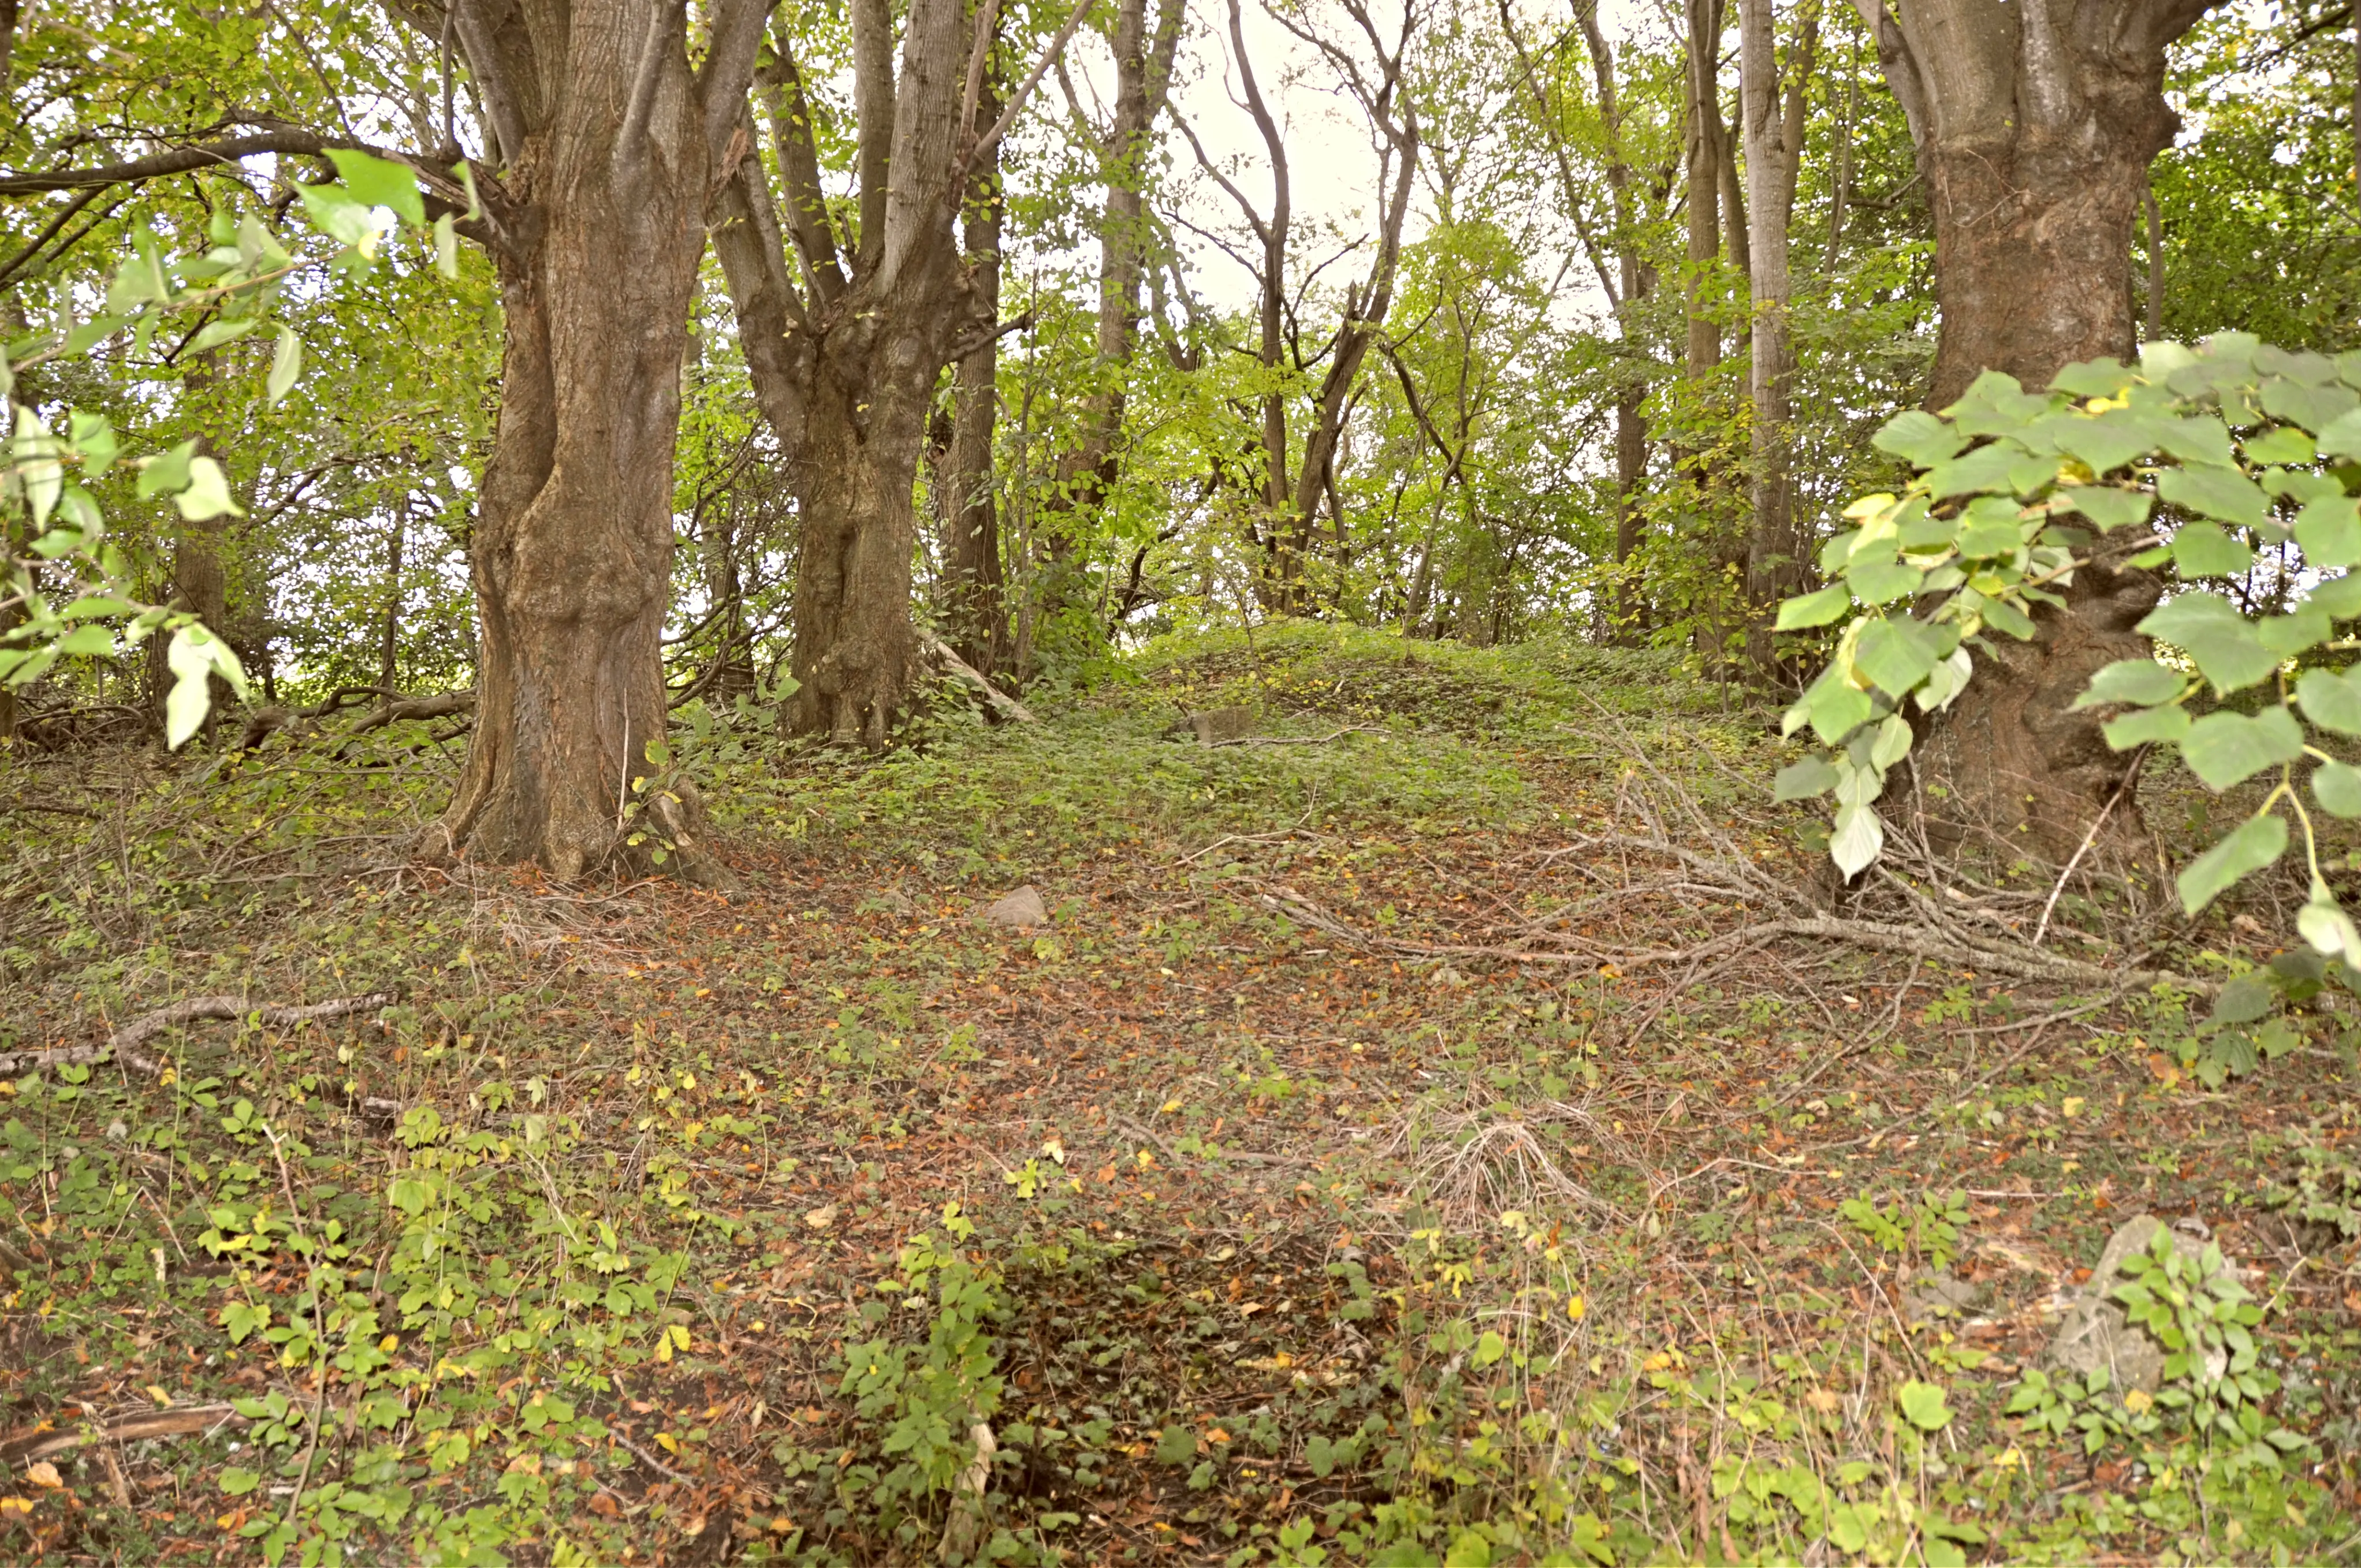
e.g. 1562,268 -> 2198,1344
414,0 -> 770,877
1740,0 -> 1812,673
713,0 -> 1082,744
1854,0 -> 2214,858
940,75 -> 1009,679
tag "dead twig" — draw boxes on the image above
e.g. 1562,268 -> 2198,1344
0,1405 -> 249,1464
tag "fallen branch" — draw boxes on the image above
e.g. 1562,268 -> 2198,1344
0,1405 -> 248,1464
921,632 -> 1036,724
341,690 -> 476,739
0,993 -> 399,1082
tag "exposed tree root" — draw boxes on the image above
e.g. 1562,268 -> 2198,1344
0,1405 -> 251,1464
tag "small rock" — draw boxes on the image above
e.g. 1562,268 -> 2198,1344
2046,1213 -> 2213,1398
1902,1271 -> 1981,1321
1161,706 -> 1257,745
1425,963 -> 1468,989
984,885 -> 1049,928
869,888 -> 917,917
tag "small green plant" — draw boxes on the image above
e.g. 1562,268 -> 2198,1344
2266,1131 -> 2361,1241
1839,1187 -> 1968,1271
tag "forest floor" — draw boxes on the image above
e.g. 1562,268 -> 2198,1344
1,621 -> 2358,1567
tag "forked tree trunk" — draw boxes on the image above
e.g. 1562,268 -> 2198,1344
1856,0 -> 2211,858
415,0 -> 768,877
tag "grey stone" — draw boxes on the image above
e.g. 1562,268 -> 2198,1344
2046,1214 -> 2210,1398
1161,705 -> 1257,745
1902,1271 -> 1982,1321
984,885 -> 1049,929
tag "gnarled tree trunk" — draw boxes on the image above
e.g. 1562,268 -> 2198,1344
1856,0 -> 2210,859
412,0 -> 769,877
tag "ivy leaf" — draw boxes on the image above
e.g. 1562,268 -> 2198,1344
1775,583 -> 1852,631
2296,666 -> 2361,735
2177,812 -> 2289,916
2169,522 -> 2255,578
2314,761 -> 2361,817
1897,1380 -> 1954,1431
1872,409 -> 1966,468
2158,467 -> 2269,529
1772,756 -> 1839,802
2178,706 -> 2304,791
2072,660 -> 2187,710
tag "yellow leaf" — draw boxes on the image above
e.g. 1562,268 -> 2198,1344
146,1384 -> 172,1406
27,1462 -> 61,1489
1566,1294 -> 1586,1323
2061,1097 -> 2086,1118
669,1324 -> 691,1350
803,1204 -> 837,1230
1040,1135 -> 1066,1165
1159,1097 -> 1183,1115
379,1335 -> 399,1353
2124,1387 -> 2154,1414
1641,1352 -> 1671,1372
656,1432 -> 682,1454
0,1497 -> 31,1515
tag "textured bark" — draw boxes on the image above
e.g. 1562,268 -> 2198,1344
408,0 -> 769,877
1855,0 -> 2214,858
713,0 -> 1081,743
1740,0 -> 1812,673
1682,0 -> 1725,384
939,81 -> 1009,678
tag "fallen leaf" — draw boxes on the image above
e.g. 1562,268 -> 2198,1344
25,1462 -> 61,1489
2146,1053 -> 2181,1087
803,1204 -> 837,1230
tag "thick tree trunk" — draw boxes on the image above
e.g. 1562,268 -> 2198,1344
1856,0 -> 2208,859
421,0 -> 766,877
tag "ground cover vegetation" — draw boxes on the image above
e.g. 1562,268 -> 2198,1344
3,0 -> 2361,1563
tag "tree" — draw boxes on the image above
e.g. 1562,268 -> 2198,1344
1852,0 -> 2218,856
1738,0 -> 1814,673
1178,0 -> 1422,613
712,0 -> 1088,745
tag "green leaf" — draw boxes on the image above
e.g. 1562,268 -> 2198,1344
1829,803 -> 1883,878
2170,522 -> 2255,578
1154,1425 -> 1197,1466
2072,659 -> 2187,710
266,327 -> 303,405
1845,558 -> 1925,605
53,624 -> 114,657
2308,576 -> 2361,619
2244,424 -> 2318,465
2179,706 -> 2304,791
2139,593 -> 2281,694
185,316 -> 260,354
175,456 -> 244,520
2158,466 -> 2269,529
2058,410 -> 2171,476
2318,405 -> 2361,461
2296,496 -> 2361,567
1773,756 -> 1839,802
2056,485 -> 2153,532
2211,973 -> 2277,1026
2103,703 -> 2192,750
69,411 -> 118,475
434,211 -> 459,278
2314,760 -> 2361,817
1897,1380 -> 1953,1431
1956,516 -> 2024,557
2177,812 -> 2289,915
1873,409 -> 1968,467
1926,443 -> 2025,500
219,1467 -> 263,1496
2297,666 -> 2361,734
2258,603 -> 2332,657
2261,378 -> 2359,434
2051,358 -> 2135,399
1775,582 -> 1853,630
296,181 -> 380,250
1853,618 -> 1941,697
2298,894 -> 2361,964
325,147 -> 426,226
1805,676 -> 1873,746
136,440 -> 197,498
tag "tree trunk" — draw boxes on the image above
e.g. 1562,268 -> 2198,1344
420,0 -> 768,877
1856,0 -> 2213,858
1740,0 -> 1812,673
940,80 -> 1009,679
